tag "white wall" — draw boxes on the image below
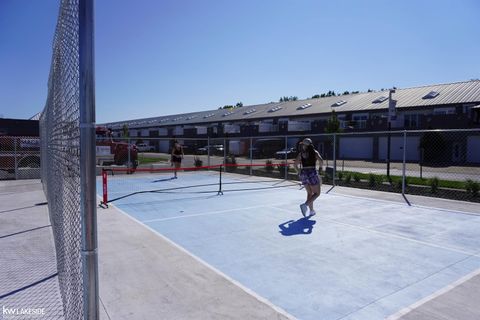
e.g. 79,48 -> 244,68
288,121 -> 310,132
338,137 -> 373,159
259,123 -> 275,133
158,128 -> 168,136
224,124 -> 240,134
467,136 -> 480,163
378,136 -> 420,161
173,127 -> 184,135
196,126 -> 207,135
158,140 -> 170,153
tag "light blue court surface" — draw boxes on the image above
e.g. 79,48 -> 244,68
98,172 -> 480,320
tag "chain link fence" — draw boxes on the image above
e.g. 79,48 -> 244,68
0,136 -> 41,180
100,128 -> 480,202
39,0 -> 98,319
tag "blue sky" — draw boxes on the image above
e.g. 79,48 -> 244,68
1,0 -> 479,123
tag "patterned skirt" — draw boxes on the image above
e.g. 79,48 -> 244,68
300,168 -> 320,185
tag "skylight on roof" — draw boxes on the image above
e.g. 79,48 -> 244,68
186,115 -> 197,120
373,96 -> 388,103
297,103 -> 312,110
269,106 -> 283,113
172,117 -> 184,122
160,118 -> 170,123
203,113 -> 215,119
244,108 -> 256,115
331,100 -> 346,107
223,111 -> 235,117
423,91 -> 440,99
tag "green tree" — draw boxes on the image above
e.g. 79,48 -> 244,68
325,110 -> 342,133
311,94 -> 320,99
122,124 -> 129,138
235,102 -> 243,108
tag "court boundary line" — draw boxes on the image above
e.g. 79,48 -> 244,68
101,198 -> 297,320
324,190 -> 480,217
385,267 -> 480,320
141,202 -> 295,223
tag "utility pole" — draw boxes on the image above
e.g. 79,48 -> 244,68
387,88 -> 397,178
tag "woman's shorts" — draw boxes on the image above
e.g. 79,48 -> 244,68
300,168 -> 320,185
171,155 -> 182,163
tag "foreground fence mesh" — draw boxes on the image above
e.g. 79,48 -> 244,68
40,0 -> 98,319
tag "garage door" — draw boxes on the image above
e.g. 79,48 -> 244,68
338,137 -> 373,160
467,136 -> 480,163
379,136 -> 420,161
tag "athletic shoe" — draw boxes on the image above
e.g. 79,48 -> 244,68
309,210 -> 316,217
300,203 -> 308,217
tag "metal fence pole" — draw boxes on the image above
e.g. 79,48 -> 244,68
127,138 -> 131,168
223,138 -> 226,172
14,137 -> 18,180
250,137 -> 253,176
284,135 -> 288,180
207,136 -> 210,167
333,133 -> 336,186
402,130 -> 407,195
79,0 -> 99,318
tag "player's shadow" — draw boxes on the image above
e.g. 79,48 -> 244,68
152,177 -> 176,183
278,217 -> 316,236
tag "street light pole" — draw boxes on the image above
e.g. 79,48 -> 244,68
387,88 -> 396,178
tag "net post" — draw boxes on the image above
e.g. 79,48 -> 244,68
101,169 -> 108,207
79,0 -> 99,318
218,165 -> 223,195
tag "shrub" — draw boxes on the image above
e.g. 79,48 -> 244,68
225,155 -> 237,171
338,171 -> 344,181
368,173 -> 376,187
465,179 -> 479,197
265,159 -> 274,172
276,162 -> 288,173
194,157 -> 203,168
429,177 -> 439,194
344,173 -> 352,184
353,172 -> 361,182
395,177 -> 409,191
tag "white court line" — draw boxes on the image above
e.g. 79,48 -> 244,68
141,203 -> 293,223
325,191 -> 480,217
386,267 -> 480,320
101,198 -> 297,320
273,204 -> 480,257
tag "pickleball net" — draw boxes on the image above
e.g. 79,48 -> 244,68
100,163 -> 301,206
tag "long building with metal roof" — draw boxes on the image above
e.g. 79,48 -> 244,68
103,79 -> 480,137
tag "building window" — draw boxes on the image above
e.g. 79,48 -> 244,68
352,114 -> 368,129
404,114 -> 419,128
433,107 -> 455,115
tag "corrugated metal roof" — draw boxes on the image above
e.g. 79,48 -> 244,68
103,80 -> 480,129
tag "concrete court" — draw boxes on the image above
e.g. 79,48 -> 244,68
2,177 -> 480,320
103,171 -> 480,320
